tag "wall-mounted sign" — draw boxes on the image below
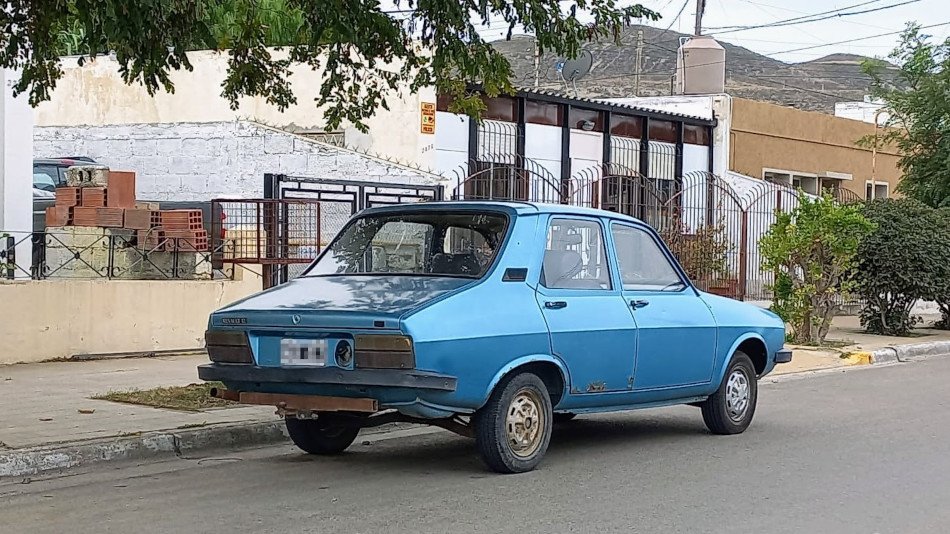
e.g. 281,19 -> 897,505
420,102 -> 436,134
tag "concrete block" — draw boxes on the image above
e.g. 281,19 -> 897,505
66,165 -> 110,187
278,153 -> 309,173
263,135 -> 294,154
154,138 -> 183,155
168,156 -> 194,175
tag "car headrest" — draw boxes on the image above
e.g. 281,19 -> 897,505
430,253 -> 481,276
543,250 -> 583,285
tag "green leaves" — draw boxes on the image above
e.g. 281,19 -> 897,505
0,0 -> 658,131
856,199 -> 950,336
861,24 -> 950,208
759,192 -> 875,344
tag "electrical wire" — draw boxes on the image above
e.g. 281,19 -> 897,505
771,20 -> 950,55
709,0 -> 922,36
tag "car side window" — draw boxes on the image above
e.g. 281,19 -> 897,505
542,218 -> 611,290
611,223 -> 686,291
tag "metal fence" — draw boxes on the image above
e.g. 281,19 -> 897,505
451,164 -> 866,301
1,230 -> 238,280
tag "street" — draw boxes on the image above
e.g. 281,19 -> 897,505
3,358 -> 950,534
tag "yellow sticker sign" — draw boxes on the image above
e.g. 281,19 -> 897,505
421,102 -> 436,134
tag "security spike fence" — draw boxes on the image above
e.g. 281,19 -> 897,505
1,229 -> 244,281
450,163 -> 867,302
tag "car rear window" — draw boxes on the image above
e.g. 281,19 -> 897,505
305,211 -> 509,279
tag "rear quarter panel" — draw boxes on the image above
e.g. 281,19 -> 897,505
401,213 -> 561,411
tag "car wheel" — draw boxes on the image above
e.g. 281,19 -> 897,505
553,412 -> 577,423
701,351 -> 758,435
474,372 -> 553,474
285,414 -> 360,455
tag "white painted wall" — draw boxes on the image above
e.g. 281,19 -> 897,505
683,144 -> 709,174
569,130 -> 603,175
33,121 -> 443,201
0,68 -> 34,277
524,124 -> 562,182
834,101 -> 888,125
434,111 -> 469,180
33,51 -> 435,168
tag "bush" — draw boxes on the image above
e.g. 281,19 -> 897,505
856,199 -> 950,336
760,192 -> 874,344
660,217 -> 731,282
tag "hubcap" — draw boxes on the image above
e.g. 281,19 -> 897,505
505,388 -> 546,458
725,369 -> 751,421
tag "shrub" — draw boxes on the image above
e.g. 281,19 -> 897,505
856,199 -> 950,336
660,217 -> 732,282
760,192 -> 874,344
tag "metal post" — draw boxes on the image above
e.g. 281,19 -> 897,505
739,211 -> 749,301
634,30 -> 644,96
3,235 -> 14,280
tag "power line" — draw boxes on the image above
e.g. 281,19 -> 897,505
708,0 -> 922,36
770,20 -> 950,55
707,0 -> 885,31
657,0 -> 691,39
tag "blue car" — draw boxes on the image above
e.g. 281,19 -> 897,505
199,201 -> 791,473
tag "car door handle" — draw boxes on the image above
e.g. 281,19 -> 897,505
630,299 -> 650,309
544,301 -> 568,310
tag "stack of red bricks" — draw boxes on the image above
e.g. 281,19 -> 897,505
45,170 -> 208,252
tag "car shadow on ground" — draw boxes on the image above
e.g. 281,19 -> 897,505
269,408 -> 741,475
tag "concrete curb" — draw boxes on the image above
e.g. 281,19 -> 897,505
871,340 -> 950,364
0,420 -> 289,480
0,418 -> 417,480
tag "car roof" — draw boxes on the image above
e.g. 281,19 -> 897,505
33,157 -> 96,166
360,200 -> 648,225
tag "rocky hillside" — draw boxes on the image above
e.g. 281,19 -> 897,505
491,25 -> 896,113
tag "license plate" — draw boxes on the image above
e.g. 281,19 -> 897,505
280,338 -> 327,367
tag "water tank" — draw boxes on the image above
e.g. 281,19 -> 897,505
675,35 -> 725,95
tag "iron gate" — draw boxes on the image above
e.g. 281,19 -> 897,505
243,174 -> 444,287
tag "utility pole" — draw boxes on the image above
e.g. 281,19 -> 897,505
694,0 -> 706,35
533,40 -> 540,88
634,30 -> 644,96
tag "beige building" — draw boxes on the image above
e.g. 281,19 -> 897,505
730,98 -> 900,200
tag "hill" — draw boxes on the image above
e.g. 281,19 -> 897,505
490,25 -> 897,113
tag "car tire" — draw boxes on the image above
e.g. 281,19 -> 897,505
285,415 -> 360,455
701,351 -> 758,435
553,412 -> 577,423
474,372 -> 553,474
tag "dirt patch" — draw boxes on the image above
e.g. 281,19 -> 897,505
93,382 -> 234,411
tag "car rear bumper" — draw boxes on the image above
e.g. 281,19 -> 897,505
197,363 -> 458,392
775,348 -> 793,364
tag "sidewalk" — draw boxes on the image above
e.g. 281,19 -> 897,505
3,315 -> 950,478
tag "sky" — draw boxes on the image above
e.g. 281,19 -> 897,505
471,0 -> 948,63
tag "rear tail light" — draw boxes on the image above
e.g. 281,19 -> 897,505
205,330 -> 253,364
354,335 -> 415,369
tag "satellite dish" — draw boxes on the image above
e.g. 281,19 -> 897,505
555,50 -> 593,96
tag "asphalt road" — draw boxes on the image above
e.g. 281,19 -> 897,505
3,358 -> 950,534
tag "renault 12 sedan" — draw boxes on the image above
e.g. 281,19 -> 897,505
199,201 -> 791,473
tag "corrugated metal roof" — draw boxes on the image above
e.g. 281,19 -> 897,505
514,87 -> 712,123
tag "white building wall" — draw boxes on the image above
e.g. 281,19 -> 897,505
434,111 -> 469,182
33,51 -> 436,168
0,68 -> 34,277
524,124 -> 562,182
834,101 -> 889,125
33,121 -> 442,202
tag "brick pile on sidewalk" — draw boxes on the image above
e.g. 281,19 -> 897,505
45,165 -> 208,252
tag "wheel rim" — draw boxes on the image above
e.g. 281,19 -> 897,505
725,369 -> 751,421
505,388 -> 546,458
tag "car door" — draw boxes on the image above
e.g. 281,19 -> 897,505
536,216 -> 638,394
609,222 -> 718,390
